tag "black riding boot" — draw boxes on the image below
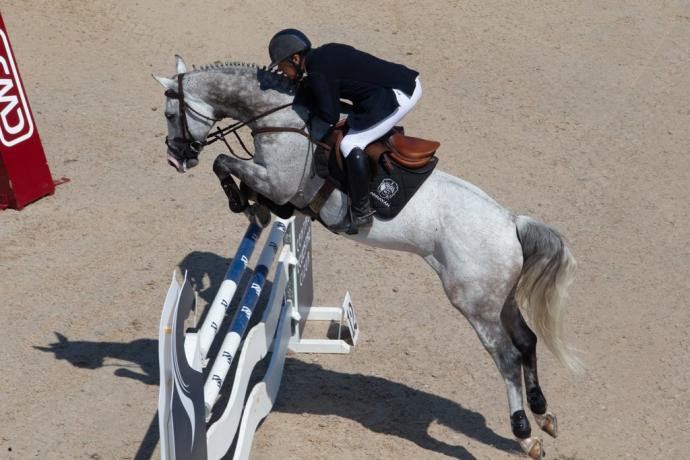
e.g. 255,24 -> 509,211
345,148 -> 375,234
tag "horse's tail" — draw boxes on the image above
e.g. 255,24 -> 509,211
515,215 -> 583,374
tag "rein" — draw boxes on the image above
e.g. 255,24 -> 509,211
209,107 -> 332,159
165,73 -> 329,162
205,102 -> 294,160
251,126 -> 330,150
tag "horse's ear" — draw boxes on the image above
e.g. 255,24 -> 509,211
152,74 -> 175,90
175,55 -> 187,74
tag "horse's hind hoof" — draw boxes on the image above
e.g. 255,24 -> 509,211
519,437 -> 544,459
534,412 -> 558,438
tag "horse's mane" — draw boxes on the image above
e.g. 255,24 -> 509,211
192,60 -> 262,72
188,61 -> 297,94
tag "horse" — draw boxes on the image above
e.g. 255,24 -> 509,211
153,55 -> 581,459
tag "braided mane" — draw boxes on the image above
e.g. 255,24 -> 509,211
188,60 -> 296,94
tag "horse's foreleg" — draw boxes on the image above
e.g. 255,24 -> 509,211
221,156 -> 274,200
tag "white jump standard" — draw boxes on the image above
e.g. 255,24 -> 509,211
157,214 -> 358,460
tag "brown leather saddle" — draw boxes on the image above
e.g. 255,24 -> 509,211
327,119 -> 440,173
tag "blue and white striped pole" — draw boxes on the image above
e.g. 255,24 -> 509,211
198,223 -> 263,360
203,219 -> 288,416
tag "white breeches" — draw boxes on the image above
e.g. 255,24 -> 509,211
340,77 -> 422,157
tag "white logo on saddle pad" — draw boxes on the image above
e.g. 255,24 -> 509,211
376,178 -> 399,200
370,178 -> 400,208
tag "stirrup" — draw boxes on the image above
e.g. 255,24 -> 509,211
346,206 -> 374,235
352,208 -> 375,223
327,207 -> 374,235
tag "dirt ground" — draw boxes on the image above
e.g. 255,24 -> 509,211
1,1 -> 688,459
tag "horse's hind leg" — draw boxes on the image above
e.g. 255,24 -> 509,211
501,295 -> 558,438
428,255 -> 544,458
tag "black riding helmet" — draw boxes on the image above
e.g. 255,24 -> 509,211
268,29 -> 311,69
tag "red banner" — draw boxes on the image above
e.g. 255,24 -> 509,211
0,12 -> 55,210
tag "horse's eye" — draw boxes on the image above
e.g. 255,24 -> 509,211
165,113 -> 175,120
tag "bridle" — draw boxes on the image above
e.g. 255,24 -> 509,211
164,73 -> 329,166
164,73 -> 214,163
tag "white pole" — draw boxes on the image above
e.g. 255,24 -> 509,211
202,219 -> 288,417
197,223 -> 263,360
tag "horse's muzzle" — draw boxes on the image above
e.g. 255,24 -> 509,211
167,151 -> 199,173
167,151 -> 186,172
165,137 -> 201,173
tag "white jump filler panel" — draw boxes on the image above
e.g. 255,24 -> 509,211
158,214 -> 358,460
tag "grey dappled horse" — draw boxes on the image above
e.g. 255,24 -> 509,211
153,56 -> 581,458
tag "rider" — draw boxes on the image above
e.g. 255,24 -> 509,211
268,29 -> 421,233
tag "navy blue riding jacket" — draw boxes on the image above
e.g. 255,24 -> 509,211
294,43 -> 419,130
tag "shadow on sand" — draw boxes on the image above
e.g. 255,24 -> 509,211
274,358 -> 519,459
35,333 -> 517,460
34,250 -> 518,459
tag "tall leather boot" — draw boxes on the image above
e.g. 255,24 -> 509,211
345,148 -> 375,234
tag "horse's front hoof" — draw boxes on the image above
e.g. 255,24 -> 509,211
534,412 -> 558,438
254,204 -> 272,228
519,437 -> 544,459
245,204 -> 271,228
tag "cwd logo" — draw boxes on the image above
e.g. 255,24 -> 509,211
0,29 -> 33,148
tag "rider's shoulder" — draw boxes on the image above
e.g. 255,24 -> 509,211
307,43 -> 357,71
311,42 -> 356,57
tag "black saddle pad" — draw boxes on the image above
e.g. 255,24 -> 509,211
367,156 -> 437,220
318,148 -> 438,221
